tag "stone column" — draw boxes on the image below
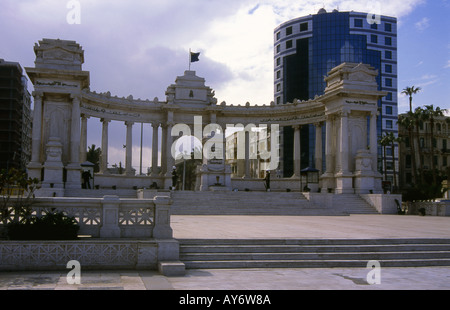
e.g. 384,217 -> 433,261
335,110 -> 353,194
66,96 -> 82,189
80,114 -> 88,163
293,125 -> 301,177
30,91 -> 43,164
325,117 -> 333,174
370,111 -> 378,172
160,124 -> 167,175
151,123 -> 159,176
125,121 -> 134,176
164,123 -> 175,189
70,96 -> 81,165
244,130 -> 250,178
315,123 -> 323,174
28,91 -> 44,181
339,110 -> 349,174
100,118 -> 110,174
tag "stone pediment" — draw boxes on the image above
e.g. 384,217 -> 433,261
34,39 -> 84,70
166,71 -> 217,106
348,63 -> 377,83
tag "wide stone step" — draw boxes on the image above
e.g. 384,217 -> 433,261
181,251 -> 450,261
180,244 -> 450,253
178,239 -> 450,269
183,259 -> 450,269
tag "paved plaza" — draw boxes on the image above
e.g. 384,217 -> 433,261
1,214 -> 450,291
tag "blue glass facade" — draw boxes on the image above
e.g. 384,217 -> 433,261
274,10 -> 397,177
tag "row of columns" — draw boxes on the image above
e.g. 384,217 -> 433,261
94,118 -> 174,177
292,123 -> 323,177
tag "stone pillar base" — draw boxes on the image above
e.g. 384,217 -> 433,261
335,172 -> 354,194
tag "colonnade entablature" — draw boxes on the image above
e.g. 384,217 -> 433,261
25,38 -> 384,195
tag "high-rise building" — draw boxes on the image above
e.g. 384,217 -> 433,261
274,9 -> 398,178
0,59 -> 32,171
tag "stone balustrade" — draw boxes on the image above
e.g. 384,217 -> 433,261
1,195 -> 173,239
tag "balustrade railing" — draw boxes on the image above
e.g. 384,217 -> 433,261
0,195 -> 173,239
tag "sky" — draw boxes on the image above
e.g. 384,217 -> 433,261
1,0 -> 449,172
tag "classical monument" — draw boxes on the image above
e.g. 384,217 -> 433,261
26,38 -> 385,197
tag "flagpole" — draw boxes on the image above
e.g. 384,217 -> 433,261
189,48 -> 191,71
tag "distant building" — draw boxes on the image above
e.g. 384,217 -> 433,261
398,113 -> 450,188
274,9 -> 398,177
0,59 -> 32,171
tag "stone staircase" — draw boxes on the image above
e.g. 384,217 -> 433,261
170,191 -> 347,216
64,188 -> 138,198
179,238 -> 450,269
331,194 -> 379,214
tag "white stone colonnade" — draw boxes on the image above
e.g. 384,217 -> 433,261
25,38 -> 385,195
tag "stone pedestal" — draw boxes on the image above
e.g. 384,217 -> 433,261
196,162 -> 232,191
335,172 -> 354,194
42,137 -> 64,190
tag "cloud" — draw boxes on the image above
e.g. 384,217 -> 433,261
445,60 -> 450,69
415,17 -> 430,32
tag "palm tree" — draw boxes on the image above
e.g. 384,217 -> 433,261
423,105 -> 447,185
86,144 -> 101,173
380,133 -> 391,183
413,107 -> 425,184
380,132 -> 400,191
402,86 -> 421,113
398,113 -> 417,185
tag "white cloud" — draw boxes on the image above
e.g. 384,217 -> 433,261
444,60 -> 450,69
415,17 -> 430,32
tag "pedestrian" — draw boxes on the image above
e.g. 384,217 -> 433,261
171,166 -> 178,190
264,170 -> 271,192
82,170 -> 92,189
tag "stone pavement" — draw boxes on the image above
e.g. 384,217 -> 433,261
0,214 -> 450,291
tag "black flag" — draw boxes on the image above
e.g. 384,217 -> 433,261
190,52 -> 200,63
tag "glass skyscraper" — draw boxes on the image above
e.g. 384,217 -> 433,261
274,9 -> 398,179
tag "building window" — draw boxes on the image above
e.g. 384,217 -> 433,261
276,57 -> 280,66
385,37 -> 392,46
386,147 -> 393,156
434,156 -> 438,166
300,22 -> 308,32
386,106 -> 393,115
276,32 -> 280,40
386,120 -> 393,129
371,23 -> 378,30
276,83 -> 281,92
286,40 -> 293,49
444,156 -> 448,167
406,155 -> 411,168
286,26 -> 293,36
385,50 -> 392,59
386,92 -> 393,101
385,23 -> 392,32
405,137 -> 410,148
443,139 -> 447,150
385,64 -> 392,73
385,78 -> 392,87
276,44 -> 280,53
276,70 -> 281,79
354,19 -> 363,27
276,96 -> 281,105
371,35 -> 378,44
420,137 -> 425,148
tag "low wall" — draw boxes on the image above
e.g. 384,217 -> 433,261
94,174 -> 166,190
359,194 -> 402,214
0,195 -> 184,275
231,178 -> 319,192
0,239 -> 180,271
408,201 -> 450,216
